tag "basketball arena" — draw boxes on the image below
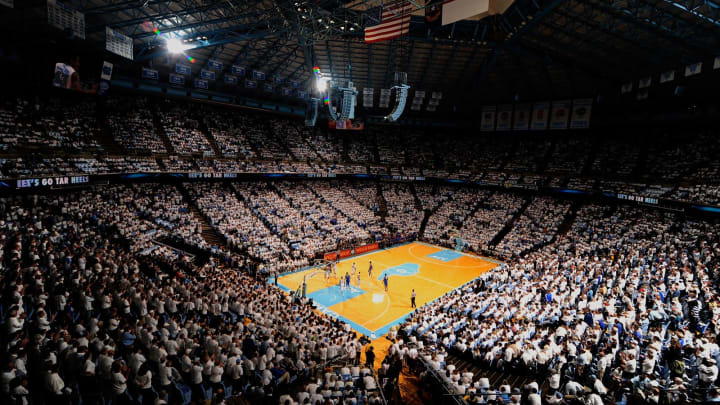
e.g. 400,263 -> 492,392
1,1 -> 720,405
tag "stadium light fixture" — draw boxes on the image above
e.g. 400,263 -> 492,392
166,37 -> 189,54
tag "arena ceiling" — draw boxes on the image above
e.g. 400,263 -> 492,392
7,0 -> 720,104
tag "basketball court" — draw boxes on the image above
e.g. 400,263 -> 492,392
273,242 -> 502,338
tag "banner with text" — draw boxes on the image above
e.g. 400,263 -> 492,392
480,106 -> 496,132
496,105 -> 513,131
550,100 -> 571,130
47,0 -> 85,39
513,104 -> 531,130
569,98 -> 592,129
141,67 -> 158,80
531,102 -> 550,131
169,74 -> 185,85
105,27 -> 133,60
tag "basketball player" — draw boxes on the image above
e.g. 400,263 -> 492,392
345,272 -> 351,290
368,261 -> 373,279
383,273 -> 388,292
352,262 -> 356,275
357,271 -> 361,286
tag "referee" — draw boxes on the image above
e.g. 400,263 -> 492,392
411,289 -> 416,308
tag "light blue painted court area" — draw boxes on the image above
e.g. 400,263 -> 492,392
426,249 -> 464,262
306,285 -> 366,308
377,263 -> 420,280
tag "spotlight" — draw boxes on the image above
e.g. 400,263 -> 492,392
166,38 -> 188,54
316,77 -> 329,92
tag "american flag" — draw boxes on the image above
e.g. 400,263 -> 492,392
364,1 -> 412,43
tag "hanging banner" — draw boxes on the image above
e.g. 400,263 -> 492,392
426,104 -> 437,112
684,62 -> 702,77
176,64 -> 191,75
569,98 -> 592,129
223,75 -> 237,85
513,104 -> 530,131
379,88 -> 391,108
194,79 -> 208,89
638,77 -> 652,89
414,90 -> 426,99
480,106 -> 496,132
431,91 -> 443,99
637,89 -> 649,100
263,83 -> 274,92
281,87 -> 292,96
291,80 -> 301,88
169,73 -> 185,85
531,102 -> 550,131
621,82 -> 633,94
496,105 -> 513,131
141,67 -> 158,80
428,98 -> 440,106
363,88 -> 374,107
200,69 -> 215,80
245,79 -> 257,88
100,61 -> 113,81
273,75 -> 284,84
550,100 -> 571,130
297,90 -> 307,99
660,70 -> 675,83
207,59 -> 223,70
105,27 -> 133,60
714,56 -> 720,70
47,0 -> 85,39
231,65 -> 246,76
252,70 -> 265,80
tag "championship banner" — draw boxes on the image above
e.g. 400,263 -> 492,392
414,90 -> 426,99
550,100 -> 571,130
223,75 -> 237,85
638,77 -> 652,89
176,64 -> 191,75
513,104 -> 530,130
281,87 -> 292,96
685,62 -> 702,77
245,79 -> 257,89
363,88 -> 374,107
569,98 -> 592,129
194,79 -> 208,89
273,75 -> 284,84
263,83 -> 274,92
297,90 -> 307,99
100,61 -> 113,81
231,65 -> 245,76
531,102 -> 550,131
169,73 -> 185,85
428,98 -> 440,106
480,106 -> 496,132
660,70 -> 675,83
379,88 -> 391,108
207,59 -> 223,70
431,91 -> 442,99
714,56 -> 720,70
426,104 -> 437,112
47,0 -> 85,39
141,67 -> 158,80
621,82 -> 633,94
98,61 -> 113,96
200,69 -> 215,80
105,27 -> 133,60
252,70 -> 265,80
496,105 -> 513,131
410,100 -> 423,111
0,0 -> 13,8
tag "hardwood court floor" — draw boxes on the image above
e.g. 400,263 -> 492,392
275,242 -> 501,338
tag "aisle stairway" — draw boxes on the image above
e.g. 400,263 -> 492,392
488,197 -> 531,247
